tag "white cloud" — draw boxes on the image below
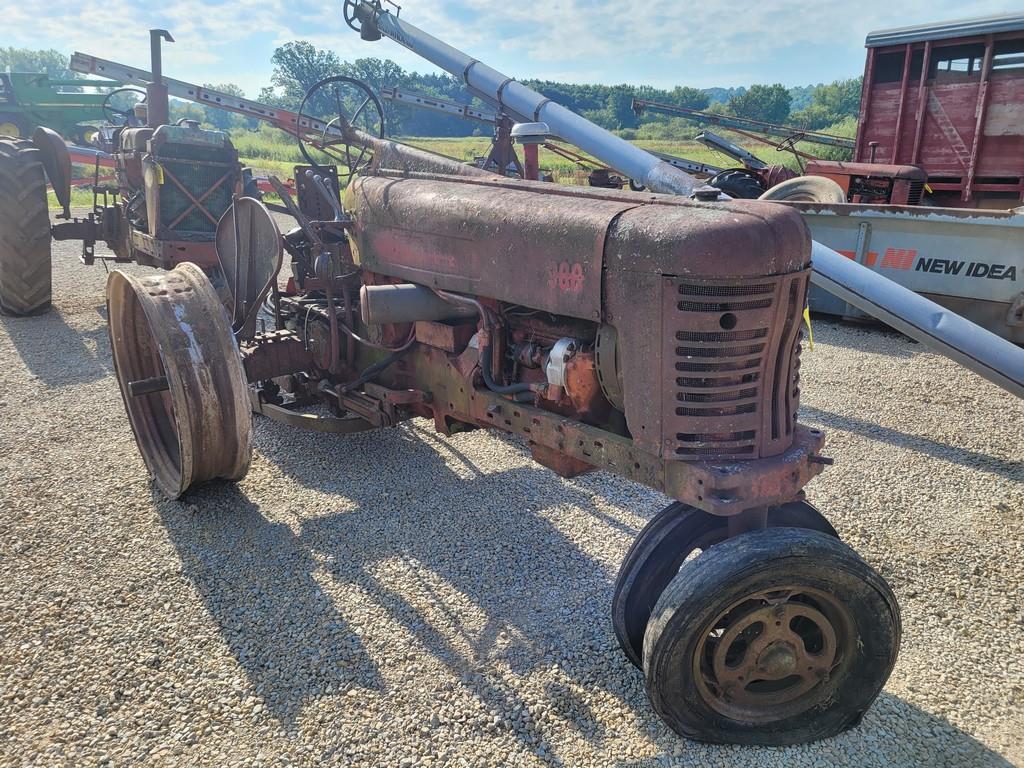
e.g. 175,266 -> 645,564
3,0 -> 1021,96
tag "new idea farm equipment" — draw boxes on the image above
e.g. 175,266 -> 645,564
2,2 -> 1008,747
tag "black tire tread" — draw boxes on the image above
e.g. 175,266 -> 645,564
643,528 -> 900,745
708,168 -> 764,200
0,138 -> 51,315
612,501 -> 838,668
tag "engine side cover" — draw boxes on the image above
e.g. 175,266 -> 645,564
347,174 -> 812,460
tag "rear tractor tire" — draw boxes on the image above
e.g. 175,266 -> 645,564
642,527 -> 900,745
707,168 -> 764,200
758,175 -> 847,204
0,138 -> 52,316
107,263 -> 253,498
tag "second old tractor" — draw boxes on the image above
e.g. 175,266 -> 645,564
102,62 -> 899,744
0,31 -> 246,316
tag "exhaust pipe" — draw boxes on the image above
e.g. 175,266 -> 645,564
360,283 -> 478,325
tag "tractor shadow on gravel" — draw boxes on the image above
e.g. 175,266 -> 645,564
155,488 -> 386,726
159,417 -> 1014,765
211,416 -> 657,757
0,307 -> 112,387
801,406 -> 1021,481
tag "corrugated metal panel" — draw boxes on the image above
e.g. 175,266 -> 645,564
866,12 -> 1024,47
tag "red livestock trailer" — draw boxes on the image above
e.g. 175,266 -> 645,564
854,13 -> 1024,208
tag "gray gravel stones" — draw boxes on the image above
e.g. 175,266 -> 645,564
0,226 -> 1021,767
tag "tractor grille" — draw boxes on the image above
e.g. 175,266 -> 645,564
664,273 -> 808,460
907,181 -> 925,206
154,144 -> 236,236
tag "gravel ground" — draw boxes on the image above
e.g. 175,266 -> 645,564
1,224 -> 1022,767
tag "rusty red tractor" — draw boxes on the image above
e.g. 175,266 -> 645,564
0,31 -> 254,317
0,14 -> 913,745
90,55 -> 903,743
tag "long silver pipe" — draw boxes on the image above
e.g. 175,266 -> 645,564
353,3 -> 696,196
811,244 -> 1024,398
350,2 -> 1024,398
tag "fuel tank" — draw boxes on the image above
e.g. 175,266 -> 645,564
345,174 -> 812,460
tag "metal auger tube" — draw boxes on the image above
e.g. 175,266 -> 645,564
349,1 -> 1024,399
352,2 -> 697,196
810,243 -> 1024,398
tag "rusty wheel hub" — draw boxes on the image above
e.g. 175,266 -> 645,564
695,587 -> 848,722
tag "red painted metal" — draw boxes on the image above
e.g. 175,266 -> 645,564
890,47 -> 913,160
965,38 -> 996,201
523,143 -> 540,181
854,47 -> 875,162
857,27 -> 1024,207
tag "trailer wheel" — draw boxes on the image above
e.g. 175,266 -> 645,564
0,138 -> 51,316
707,168 -> 764,200
612,501 -> 837,668
107,263 -> 253,499
758,175 -> 846,203
643,527 -> 900,745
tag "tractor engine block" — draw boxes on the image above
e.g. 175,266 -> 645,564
313,172 -> 828,514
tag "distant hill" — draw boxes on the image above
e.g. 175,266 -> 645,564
702,87 -> 744,105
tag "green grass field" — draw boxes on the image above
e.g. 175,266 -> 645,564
52,125 -> 848,210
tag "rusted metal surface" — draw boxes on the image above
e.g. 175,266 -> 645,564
457,388 -> 825,516
348,174 -> 810,327
249,389 -> 376,433
215,196 -> 283,338
414,320 -> 475,352
347,175 -> 630,322
693,585 -> 852,721
660,273 -> 809,461
241,330 -> 312,383
106,263 -> 252,498
803,161 -> 927,205
602,199 -> 810,459
129,231 -> 220,269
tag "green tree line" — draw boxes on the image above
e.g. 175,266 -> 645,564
2,42 -> 863,138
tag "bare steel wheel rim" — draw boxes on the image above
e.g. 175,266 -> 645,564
694,586 -> 851,723
106,264 -> 253,498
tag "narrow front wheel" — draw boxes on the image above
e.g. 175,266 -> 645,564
643,527 -> 900,745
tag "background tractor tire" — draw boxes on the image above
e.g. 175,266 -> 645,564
0,116 -> 31,140
0,138 -> 52,316
758,175 -> 847,204
707,168 -> 764,200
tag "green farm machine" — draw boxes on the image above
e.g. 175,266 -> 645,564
0,71 -> 134,144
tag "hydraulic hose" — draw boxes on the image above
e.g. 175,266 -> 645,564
434,288 -> 536,396
479,343 -> 534,395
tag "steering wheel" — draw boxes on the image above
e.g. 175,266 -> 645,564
297,75 -> 385,181
344,0 -> 391,35
343,0 -> 365,32
102,88 -> 147,127
775,133 -> 806,154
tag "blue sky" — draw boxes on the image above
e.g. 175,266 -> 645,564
3,1 -> 1021,97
